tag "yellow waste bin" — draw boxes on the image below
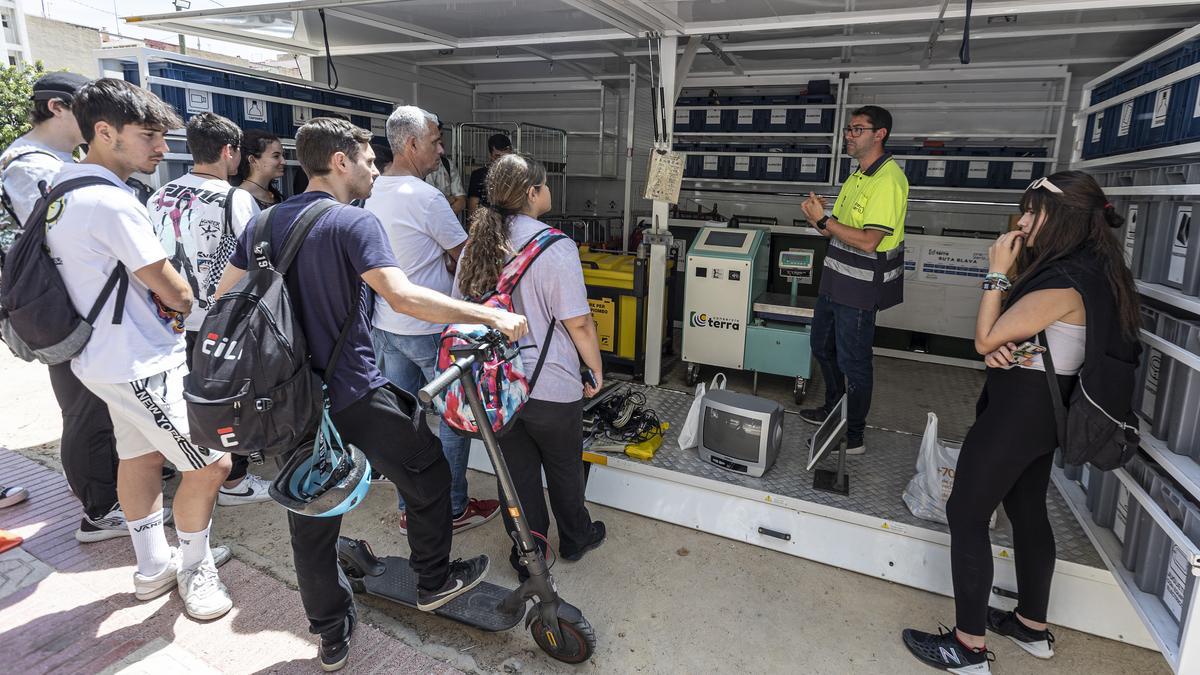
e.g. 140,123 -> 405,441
578,247 -> 675,374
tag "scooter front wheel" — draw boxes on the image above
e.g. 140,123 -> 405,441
530,615 -> 596,663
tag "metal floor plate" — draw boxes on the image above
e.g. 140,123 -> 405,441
600,383 -> 1104,570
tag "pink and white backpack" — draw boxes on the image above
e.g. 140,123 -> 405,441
434,227 -> 568,438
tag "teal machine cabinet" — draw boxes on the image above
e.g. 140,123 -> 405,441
682,227 -> 815,402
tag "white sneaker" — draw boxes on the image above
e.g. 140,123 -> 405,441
845,443 -> 866,456
77,505 -> 174,543
178,556 -> 233,620
217,473 -> 274,506
133,544 -> 232,601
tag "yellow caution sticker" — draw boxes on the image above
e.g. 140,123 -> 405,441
588,298 -> 616,353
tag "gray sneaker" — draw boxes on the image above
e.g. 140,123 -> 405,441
178,556 -> 233,621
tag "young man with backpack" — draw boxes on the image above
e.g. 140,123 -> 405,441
145,112 -> 272,507
366,105 -> 500,536
0,70 -> 132,543
43,78 -> 234,620
213,117 -> 528,671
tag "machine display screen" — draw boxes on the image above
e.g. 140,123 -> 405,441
779,251 -> 813,269
704,231 -> 750,248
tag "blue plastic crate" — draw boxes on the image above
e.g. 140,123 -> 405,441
726,144 -> 755,180
726,96 -> 760,133
754,95 -> 798,132
121,63 -> 140,86
1139,81 -> 1190,149
909,147 -> 953,187
1114,65 -> 1154,98
992,148 -> 1048,190
280,83 -> 323,104
695,145 -> 724,178
1149,46 -> 1192,82
363,99 -> 392,116
1109,97 -> 1142,155
1177,74 -> 1200,144
325,91 -> 361,111
150,83 -> 187,119
227,73 -> 280,98
790,145 -> 830,183
674,96 -> 703,132
756,147 -> 790,181
954,147 -> 1004,189
149,62 -> 228,88
676,144 -> 703,177
1090,78 -> 1119,106
1082,109 -> 1111,159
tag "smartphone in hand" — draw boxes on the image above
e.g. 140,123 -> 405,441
1010,340 -> 1047,363
581,368 -> 598,388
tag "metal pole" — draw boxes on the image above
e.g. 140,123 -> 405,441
622,63 -> 636,252
644,35 -> 677,387
173,1 -> 188,55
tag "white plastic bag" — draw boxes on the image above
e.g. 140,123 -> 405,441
678,373 -> 726,450
902,412 -> 962,525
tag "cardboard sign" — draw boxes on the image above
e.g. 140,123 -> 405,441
644,150 -> 685,203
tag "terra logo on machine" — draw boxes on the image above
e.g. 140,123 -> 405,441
689,311 -> 740,330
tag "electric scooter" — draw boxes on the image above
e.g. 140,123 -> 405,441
335,330 -> 597,664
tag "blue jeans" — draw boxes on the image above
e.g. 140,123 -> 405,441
810,294 -> 877,446
371,328 -> 469,515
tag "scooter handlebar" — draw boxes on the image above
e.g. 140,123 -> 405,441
418,354 -> 476,405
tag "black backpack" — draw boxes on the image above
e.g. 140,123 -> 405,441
183,199 -> 355,460
0,176 -> 129,364
1041,331 -> 1141,471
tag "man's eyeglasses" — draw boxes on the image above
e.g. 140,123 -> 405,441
843,125 -> 879,137
1026,177 -> 1063,194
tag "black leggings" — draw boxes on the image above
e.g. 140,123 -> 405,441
497,398 -> 593,569
946,366 -> 1072,636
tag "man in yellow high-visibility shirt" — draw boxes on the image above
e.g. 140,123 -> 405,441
799,105 -> 908,455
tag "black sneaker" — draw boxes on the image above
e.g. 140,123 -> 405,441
320,612 -> 355,672
561,521 -> 606,562
799,406 -> 830,425
987,607 -> 1055,659
902,625 -> 993,674
416,555 -> 489,611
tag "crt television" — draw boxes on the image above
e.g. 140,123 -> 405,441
697,389 -> 784,477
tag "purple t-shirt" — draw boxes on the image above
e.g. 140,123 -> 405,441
230,192 -> 396,412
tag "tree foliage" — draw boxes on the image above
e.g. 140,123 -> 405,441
0,60 -> 46,152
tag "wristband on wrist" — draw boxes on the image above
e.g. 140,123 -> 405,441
981,272 -> 1011,292
815,215 -> 829,230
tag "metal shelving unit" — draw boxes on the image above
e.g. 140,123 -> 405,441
1053,467 -> 1200,673
1138,281 -> 1200,316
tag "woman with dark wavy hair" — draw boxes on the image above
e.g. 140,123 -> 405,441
233,129 -> 285,209
903,171 -> 1140,673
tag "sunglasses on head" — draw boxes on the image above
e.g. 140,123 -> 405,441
1026,177 -> 1062,194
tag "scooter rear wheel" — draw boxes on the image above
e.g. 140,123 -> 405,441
530,615 -> 596,663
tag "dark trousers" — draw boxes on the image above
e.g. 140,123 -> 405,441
46,362 -> 119,519
946,367 -> 1066,635
497,398 -> 592,568
185,331 -> 248,482
810,294 -> 877,445
288,384 -> 453,641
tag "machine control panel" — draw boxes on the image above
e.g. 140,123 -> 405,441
778,249 -> 815,284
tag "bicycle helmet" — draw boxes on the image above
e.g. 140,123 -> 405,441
269,417 -> 371,517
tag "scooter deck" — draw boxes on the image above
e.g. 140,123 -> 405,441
355,555 -> 524,632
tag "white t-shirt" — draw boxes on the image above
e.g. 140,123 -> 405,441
365,175 -> 468,335
0,135 -> 74,225
146,173 -> 260,331
454,214 -> 592,403
44,163 -> 186,384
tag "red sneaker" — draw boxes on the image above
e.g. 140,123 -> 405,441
451,498 -> 501,533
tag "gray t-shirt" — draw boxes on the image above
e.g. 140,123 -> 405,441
456,214 -> 591,403
1,135 -> 73,225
